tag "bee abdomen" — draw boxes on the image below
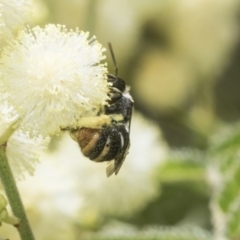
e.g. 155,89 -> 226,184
95,128 -> 122,162
76,128 -> 107,160
76,127 -> 123,163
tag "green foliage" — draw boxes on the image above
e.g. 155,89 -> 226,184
98,122 -> 240,240
155,122 -> 240,240
88,226 -> 213,240
209,123 -> 240,240
157,148 -> 207,183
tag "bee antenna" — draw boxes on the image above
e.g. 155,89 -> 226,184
108,42 -> 118,77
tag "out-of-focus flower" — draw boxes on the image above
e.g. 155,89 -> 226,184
0,0 -> 32,40
166,0 -> 239,76
43,0 -> 163,65
31,0 -> 49,25
0,112 -> 167,239
133,0 -> 239,114
0,24 -> 108,177
96,0 -> 163,65
134,51 -> 194,112
128,0 -> 240,138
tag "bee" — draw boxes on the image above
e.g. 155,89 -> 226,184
70,43 -> 133,177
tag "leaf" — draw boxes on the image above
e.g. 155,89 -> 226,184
88,226 -> 213,240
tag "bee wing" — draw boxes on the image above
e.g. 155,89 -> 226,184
114,139 -> 130,175
106,132 -> 130,177
106,160 -> 115,177
106,143 -> 130,177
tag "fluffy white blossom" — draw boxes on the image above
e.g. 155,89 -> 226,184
0,0 -> 32,40
6,130 -> 50,179
0,24 -> 108,136
0,24 -> 109,177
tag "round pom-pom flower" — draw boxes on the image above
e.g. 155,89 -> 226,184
0,24 -> 109,177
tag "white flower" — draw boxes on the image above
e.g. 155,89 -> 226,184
6,130 -> 50,179
0,24 -> 109,177
0,24 -> 108,136
0,0 -> 32,40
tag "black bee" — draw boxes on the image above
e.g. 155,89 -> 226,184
71,43 -> 133,177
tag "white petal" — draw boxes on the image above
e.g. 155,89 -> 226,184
6,129 -> 50,179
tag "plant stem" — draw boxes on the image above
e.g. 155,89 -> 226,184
0,149 -> 35,240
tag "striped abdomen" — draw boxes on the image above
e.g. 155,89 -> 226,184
73,126 -> 127,162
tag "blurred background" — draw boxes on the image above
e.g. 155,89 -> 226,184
2,0 -> 240,239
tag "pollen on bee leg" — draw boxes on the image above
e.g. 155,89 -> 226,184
77,115 -> 112,129
110,114 -> 124,122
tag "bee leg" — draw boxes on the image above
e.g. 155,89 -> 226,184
107,88 -> 122,104
107,74 -> 126,92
